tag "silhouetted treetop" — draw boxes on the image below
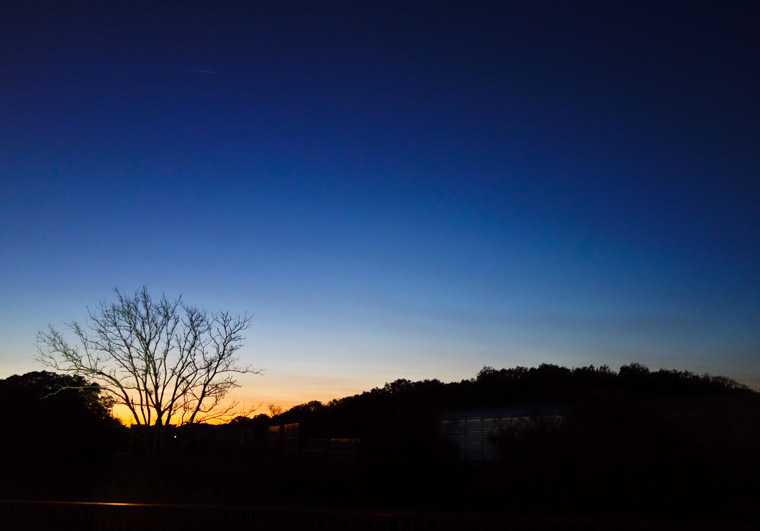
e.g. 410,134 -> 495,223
0,371 -> 122,454
0,370 -> 115,421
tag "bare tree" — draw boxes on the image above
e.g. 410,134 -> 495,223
37,286 -> 258,427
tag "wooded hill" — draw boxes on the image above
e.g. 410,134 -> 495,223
258,362 -> 752,437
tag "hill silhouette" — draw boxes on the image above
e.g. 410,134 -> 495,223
265,362 -> 752,440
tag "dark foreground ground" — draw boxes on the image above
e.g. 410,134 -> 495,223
1,500 -> 756,531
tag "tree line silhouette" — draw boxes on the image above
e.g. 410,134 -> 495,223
1,364 -> 757,522
266,362 -> 750,435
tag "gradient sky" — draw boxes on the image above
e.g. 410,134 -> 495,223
2,1 -> 759,409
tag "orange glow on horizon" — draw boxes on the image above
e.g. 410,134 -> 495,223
109,387 -> 364,425
110,404 -> 246,426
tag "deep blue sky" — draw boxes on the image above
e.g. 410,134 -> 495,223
2,1 -> 759,406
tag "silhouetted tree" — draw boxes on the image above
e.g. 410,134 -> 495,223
36,286 -> 257,427
0,371 -> 124,499
0,370 -> 119,436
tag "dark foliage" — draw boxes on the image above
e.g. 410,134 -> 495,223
271,363 -> 750,444
0,371 -> 121,449
0,371 -> 125,500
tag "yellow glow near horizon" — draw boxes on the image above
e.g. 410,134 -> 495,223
112,404 -> 133,426
110,404 -> 247,426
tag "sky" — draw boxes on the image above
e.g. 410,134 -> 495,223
2,0 -> 759,410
